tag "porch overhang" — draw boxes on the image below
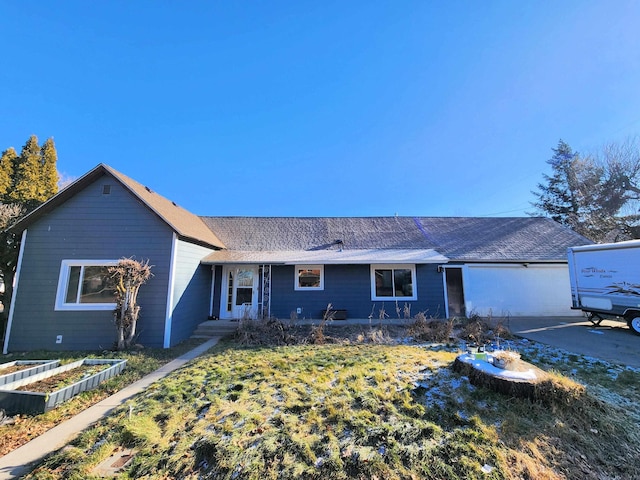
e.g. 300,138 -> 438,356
201,248 -> 449,265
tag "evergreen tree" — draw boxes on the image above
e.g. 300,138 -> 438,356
8,135 -> 56,208
531,138 -> 640,242
40,138 -> 60,200
0,135 -> 59,343
0,148 -> 17,198
531,140 -> 581,227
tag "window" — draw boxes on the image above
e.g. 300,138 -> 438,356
295,265 -> 324,291
371,264 -> 417,300
55,260 -> 118,310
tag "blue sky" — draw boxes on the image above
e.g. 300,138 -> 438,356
1,1 -> 640,217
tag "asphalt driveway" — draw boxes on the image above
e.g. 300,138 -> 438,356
508,316 -> 639,368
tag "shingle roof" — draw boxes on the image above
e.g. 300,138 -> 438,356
415,217 -> 591,261
200,216 -> 592,262
8,163 -> 591,261
104,165 -> 225,249
9,164 -> 226,249
199,217 -> 436,250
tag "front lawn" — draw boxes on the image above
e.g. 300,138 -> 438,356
0,339 -> 206,455
24,340 -> 640,480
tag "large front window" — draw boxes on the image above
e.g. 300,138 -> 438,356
371,264 -> 417,301
55,260 -> 118,310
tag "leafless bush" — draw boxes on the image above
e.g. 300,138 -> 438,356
308,303 -> 335,344
109,258 -> 153,350
407,312 -> 454,342
235,317 -> 298,346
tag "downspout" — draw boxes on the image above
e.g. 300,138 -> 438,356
3,230 -> 27,354
163,233 -> 178,349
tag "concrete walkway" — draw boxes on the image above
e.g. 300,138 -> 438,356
0,337 -> 221,480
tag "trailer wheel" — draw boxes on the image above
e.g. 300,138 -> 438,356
626,314 -> 640,336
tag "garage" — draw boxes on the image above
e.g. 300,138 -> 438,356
447,263 -> 581,317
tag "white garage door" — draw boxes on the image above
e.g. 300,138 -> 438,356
463,264 -> 580,317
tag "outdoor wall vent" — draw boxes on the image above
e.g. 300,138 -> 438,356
102,185 -> 111,195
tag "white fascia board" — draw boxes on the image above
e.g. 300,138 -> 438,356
163,233 -> 178,349
3,230 -> 27,354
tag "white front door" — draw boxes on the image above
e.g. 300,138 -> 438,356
220,265 -> 259,319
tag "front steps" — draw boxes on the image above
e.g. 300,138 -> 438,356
191,320 -> 239,338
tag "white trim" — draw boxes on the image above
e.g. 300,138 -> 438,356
441,265 -> 466,319
163,233 -> 178,348
209,265 -> 216,317
3,230 -> 27,354
441,266 -> 449,319
370,264 -> 417,301
294,264 -> 324,291
54,259 -> 118,311
202,248 -> 448,265
219,265 -> 259,320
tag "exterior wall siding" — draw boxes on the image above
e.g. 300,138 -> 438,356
169,240 -> 215,346
7,174 -> 175,351
268,264 -> 445,320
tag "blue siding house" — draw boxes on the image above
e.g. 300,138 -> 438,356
3,164 -> 591,352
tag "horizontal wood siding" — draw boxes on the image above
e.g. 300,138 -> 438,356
268,264 -> 445,320
169,240 -> 215,346
8,174 -> 174,351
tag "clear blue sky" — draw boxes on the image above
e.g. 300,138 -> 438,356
2,1 -> 640,217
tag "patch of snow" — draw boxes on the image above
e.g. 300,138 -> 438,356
481,464 -> 494,474
457,354 -> 538,380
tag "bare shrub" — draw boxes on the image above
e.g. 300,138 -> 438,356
356,328 -> 393,344
109,258 -> 153,350
407,312 -> 454,342
308,304 -> 335,345
235,318 -> 298,346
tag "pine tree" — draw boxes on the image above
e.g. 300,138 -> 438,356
1,135 -> 59,343
0,148 -> 17,199
531,140 -> 581,227
40,138 -> 60,199
9,135 -> 43,207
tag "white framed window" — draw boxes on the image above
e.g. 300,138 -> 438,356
371,264 -> 417,301
294,265 -> 324,291
55,260 -> 118,311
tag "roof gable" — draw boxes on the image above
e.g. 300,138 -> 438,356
8,164 -> 226,249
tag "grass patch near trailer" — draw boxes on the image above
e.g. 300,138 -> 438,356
0,339 -> 207,456
26,341 -> 640,480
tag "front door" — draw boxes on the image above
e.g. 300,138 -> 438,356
220,266 -> 259,319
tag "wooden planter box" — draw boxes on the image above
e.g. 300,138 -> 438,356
0,359 -> 126,416
0,360 -> 61,386
321,309 -> 348,320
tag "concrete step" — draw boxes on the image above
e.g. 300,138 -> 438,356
191,320 -> 239,338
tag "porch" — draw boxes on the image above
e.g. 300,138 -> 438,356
191,317 -> 415,339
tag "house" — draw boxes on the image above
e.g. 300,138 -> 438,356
2,164 -> 591,353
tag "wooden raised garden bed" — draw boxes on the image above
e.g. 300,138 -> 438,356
0,360 -> 61,386
0,359 -> 126,416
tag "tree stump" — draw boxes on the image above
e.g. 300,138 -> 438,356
453,354 -> 553,403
